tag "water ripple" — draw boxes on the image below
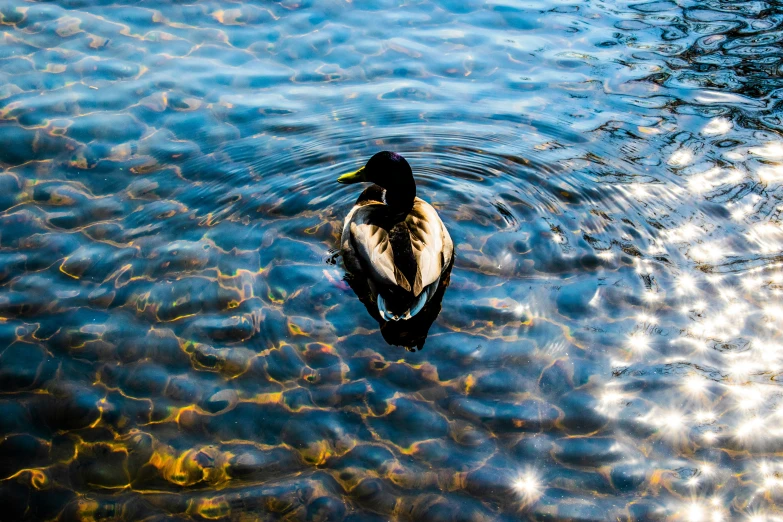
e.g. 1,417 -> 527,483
1,0 -> 783,520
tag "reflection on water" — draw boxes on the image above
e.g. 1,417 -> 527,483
1,0 -> 783,520
347,260 -> 453,351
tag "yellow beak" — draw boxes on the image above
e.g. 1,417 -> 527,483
337,166 -> 366,184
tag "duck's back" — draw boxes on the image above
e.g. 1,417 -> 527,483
342,193 -> 452,301
403,198 -> 453,294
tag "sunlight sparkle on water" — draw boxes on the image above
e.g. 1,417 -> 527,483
723,168 -> 744,183
512,470 -> 543,504
757,461 -> 783,492
635,258 -> 653,275
702,117 -> 732,136
662,411 -> 685,430
735,386 -> 769,411
687,174 -> 714,194
677,273 -> 698,294
637,312 -> 658,324
760,343 -> 783,368
727,357 -> 761,381
669,148 -> 694,166
666,223 -> 702,243
629,184 -> 650,199
674,336 -> 709,352
758,165 -> 783,184
690,242 -> 729,263
749,142 -> 783,159
683,501 -> 728,522
683,375 -> 709,397
702,432 -> 718,443
742,275 -> 764,290
763,305 -> 783,325
746,222 -> 783,253
626,332 -> 651,353
731,205 -> 751,220
686,502 -> 706,522
597,388 -> 628,418
736,416 -> 765,443
719,287 -> 737,300
646,408 -> 688,440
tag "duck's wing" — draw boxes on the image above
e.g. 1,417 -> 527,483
348,206 -> 412,292
407,198 -> 453,296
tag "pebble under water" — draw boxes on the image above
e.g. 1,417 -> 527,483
1,0 -> 783,520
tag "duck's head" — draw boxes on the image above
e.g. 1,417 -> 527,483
338,151 -> 416,209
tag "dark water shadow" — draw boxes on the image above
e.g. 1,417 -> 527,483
344,258 -> 453,351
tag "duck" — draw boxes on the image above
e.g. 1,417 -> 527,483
338,151 -> 453,321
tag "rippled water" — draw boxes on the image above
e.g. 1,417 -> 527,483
2,0 -> 783,520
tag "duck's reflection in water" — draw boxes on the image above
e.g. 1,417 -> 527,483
345,260 -> 453,351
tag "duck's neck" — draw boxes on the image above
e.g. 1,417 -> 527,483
382,176 -> 416,215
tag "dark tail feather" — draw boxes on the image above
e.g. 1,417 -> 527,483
378,278 -> 440,321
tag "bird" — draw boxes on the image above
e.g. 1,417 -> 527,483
338,151 -> 453,322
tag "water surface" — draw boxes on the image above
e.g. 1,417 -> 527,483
1,0 -> 783,520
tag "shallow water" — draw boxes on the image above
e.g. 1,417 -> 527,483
1,0 -> 783,520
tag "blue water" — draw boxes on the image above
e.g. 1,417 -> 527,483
1,1 -> 783,520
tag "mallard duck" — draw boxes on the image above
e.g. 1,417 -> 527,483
338,151 -> 453,321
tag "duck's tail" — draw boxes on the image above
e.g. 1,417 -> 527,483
377,277 -> 440,322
